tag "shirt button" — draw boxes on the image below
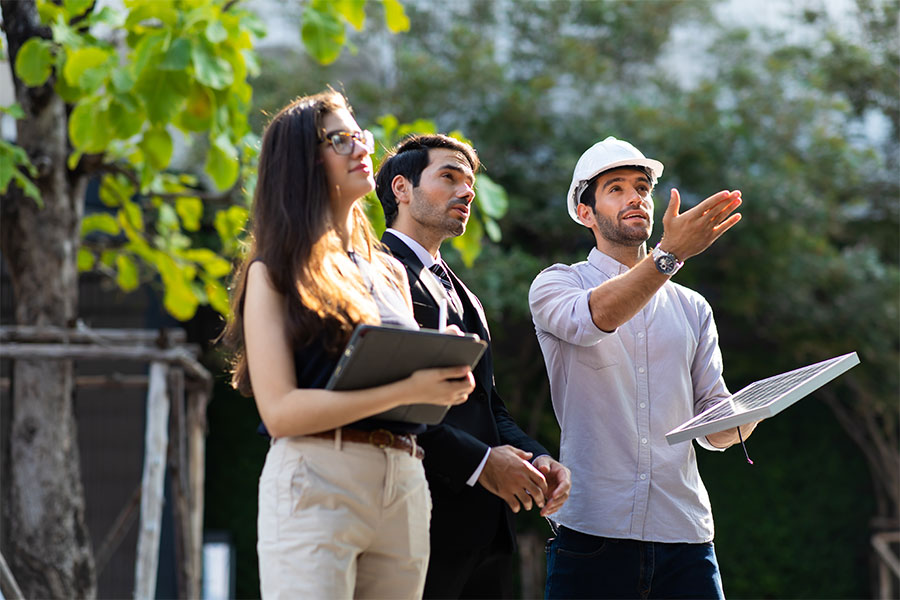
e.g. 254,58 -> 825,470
640,402 -> 646,409
640,474 -> 647,480
638,332 -> 645,338
641,438 -> 648,444
638,367 -> 646,374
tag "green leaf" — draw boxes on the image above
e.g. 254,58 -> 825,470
88,5 -> 125,28
69,99 -> 112,153
139,127 -> 173,170
177,83 -> 214,131
1,141 -> 42,206
108,95 -> 145,138
451,209 -> 483,266
156,202 -> 179,232
125,1 -> 177,28
155,254 -> 199,320
100,249 -> 117,268
99,174 -> 134,207
483,216 -> 502,242
159,37 -> 192,71
175,196 -> 203,231
77,247 -> 95,271
50,16 -> 84,49
63,46 -> 113,93
204,277 -> 230,316
0,104 -> 26,119
335,0 -> 366,30
82,213 -> 121,235
397,118 -> 436,138
205,134 -> 239,190
120,199 -> 144,233
116,253 -> 139,291
129,30 -> 168,80
301,4 -> 346,65
205,20 -> 228,44
214,205 -> 249,255
184,248 -> 231,278
191,39 -> 234,90
473,174 -> 509,219
63,0 -> 94,20
382,0 -> 410,33
15,38 -> 54,87
37,0 -> 66,24
135,68 -> 189,124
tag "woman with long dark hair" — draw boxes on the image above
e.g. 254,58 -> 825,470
223,91 -> 474,599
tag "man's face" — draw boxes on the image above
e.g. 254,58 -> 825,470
588,167 -> 654,247
407,148 -> 476,239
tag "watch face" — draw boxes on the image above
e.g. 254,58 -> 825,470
656,254 -> 677,274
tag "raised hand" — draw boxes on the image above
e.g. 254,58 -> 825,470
659,188 -> 742,261
478,445 -> 549,513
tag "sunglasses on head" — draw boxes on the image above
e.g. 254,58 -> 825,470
320,129 -> 375,155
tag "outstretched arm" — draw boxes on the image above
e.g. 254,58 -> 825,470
587,188 -> 742,332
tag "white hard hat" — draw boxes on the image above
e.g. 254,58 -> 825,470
566,136 -> 664,223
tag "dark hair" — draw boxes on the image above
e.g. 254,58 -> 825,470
579,165 -> 654,210
375,134 -> 480,226
222,90 -> 401,396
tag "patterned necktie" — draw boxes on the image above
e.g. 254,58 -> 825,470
429,261 -> 462,312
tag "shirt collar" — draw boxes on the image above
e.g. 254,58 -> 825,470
386,228 -> 441,268
588,247 -> 632,277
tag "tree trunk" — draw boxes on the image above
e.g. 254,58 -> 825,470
0,1 -> 96,597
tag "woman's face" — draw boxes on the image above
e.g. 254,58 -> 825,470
319,108 -> 375,209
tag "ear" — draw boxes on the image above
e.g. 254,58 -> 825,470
576,203 -> 595,228
391,174 -> 413,205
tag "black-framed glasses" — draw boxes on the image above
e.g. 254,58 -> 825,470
320,129 -> 375,155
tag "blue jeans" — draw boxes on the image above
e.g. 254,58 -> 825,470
545,526 -> 725,599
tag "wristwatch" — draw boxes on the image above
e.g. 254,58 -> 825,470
652,243 -> 683,276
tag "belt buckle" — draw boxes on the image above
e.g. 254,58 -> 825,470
368,428 -> 395,449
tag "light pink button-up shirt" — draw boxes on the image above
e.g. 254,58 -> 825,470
529,248 -> 729,543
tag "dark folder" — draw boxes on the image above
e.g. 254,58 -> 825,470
326,324 -> 488,424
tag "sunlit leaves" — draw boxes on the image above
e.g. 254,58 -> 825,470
300,0 -> 410,64
63,47 -> 113,93
81,213 -> 121,236
175,197 -> 203,231
206,133 -> 240,190
302,0 -> 346,65
14,38 -> 54,87
0,107 -> 42,205
8,0 -> 412,322
382,0 -> 410,33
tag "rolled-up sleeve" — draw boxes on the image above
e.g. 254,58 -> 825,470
529,264 -> 614,347
689,297 -> 731,452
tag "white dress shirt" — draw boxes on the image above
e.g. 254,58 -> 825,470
529,248 -> 729,543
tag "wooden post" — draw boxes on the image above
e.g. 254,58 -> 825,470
186,388 -> 210,600
0,550 -> 24,600
134,362 -> 170,600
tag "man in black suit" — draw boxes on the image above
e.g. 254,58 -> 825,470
375,134 -> 571,598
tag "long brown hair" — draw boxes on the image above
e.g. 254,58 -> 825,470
223,91 -> 406,396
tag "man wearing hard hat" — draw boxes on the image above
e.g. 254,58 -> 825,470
529,137 -> 759,599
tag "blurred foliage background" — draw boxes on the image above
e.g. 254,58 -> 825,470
204,0 -> 898,597
6,0 -> 892,597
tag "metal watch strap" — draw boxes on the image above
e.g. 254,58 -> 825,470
652,243 -> 683,276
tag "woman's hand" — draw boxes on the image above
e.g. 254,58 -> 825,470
399,366 -> 475,406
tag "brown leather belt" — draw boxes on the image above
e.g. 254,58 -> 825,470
308,428 -> 424,460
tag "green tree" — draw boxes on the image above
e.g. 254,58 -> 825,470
242,1 -> 895,596
0,0 -> 411,597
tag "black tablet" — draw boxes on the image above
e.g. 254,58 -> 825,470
326,324 -> 488,424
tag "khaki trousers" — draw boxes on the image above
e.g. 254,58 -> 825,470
257,435 -> 431,599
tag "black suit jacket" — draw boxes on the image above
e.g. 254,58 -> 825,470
382,231 -> 549,553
